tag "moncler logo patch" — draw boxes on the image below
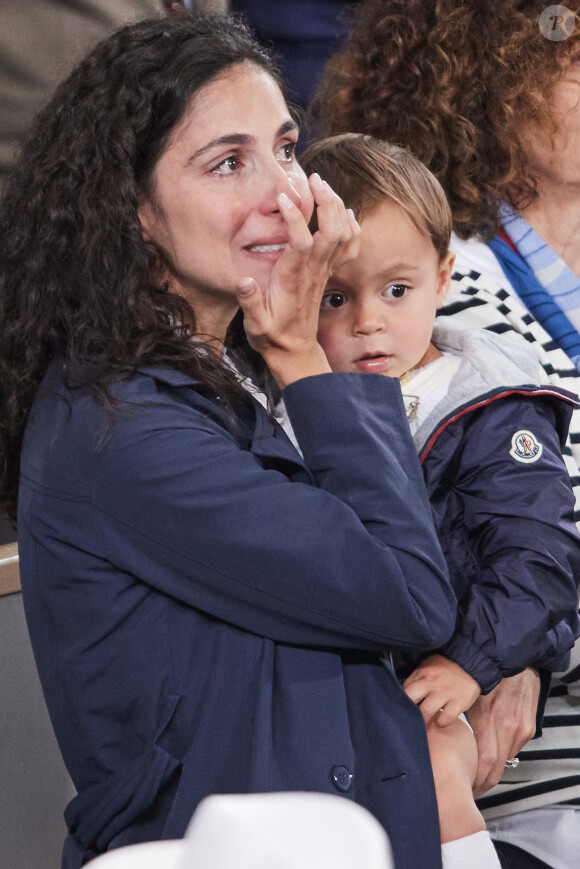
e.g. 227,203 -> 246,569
510,430 -> 543,463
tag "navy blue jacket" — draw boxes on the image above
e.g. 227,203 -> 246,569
18,363 -> 455,868
407,326 -> 580,694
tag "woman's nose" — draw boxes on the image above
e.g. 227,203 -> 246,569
258,160 -> 303,214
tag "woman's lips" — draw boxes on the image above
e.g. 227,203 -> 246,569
244,242 -> 287,262
354,354 -> 392,374
246,243 -> 287,252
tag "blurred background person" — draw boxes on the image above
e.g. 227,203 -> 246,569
230,1 -> 353,116
0,1 -> 164,189
170,0 -> 357,141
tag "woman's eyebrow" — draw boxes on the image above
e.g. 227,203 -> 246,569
190,120 -> 299,162
190,133 -> 253,162
277,119 -> 299,138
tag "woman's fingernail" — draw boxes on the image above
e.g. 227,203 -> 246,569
310,172 -> 324,189
278,192 -> 294,210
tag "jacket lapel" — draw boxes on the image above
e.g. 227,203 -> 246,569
140,365 -> 311,479
249,400 -> 313,480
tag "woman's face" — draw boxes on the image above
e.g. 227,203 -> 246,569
139,63 -> 314,320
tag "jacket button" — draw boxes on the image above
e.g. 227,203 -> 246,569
331,765 -> 353,792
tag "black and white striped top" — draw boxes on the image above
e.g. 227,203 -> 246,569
440,241 -> 580,817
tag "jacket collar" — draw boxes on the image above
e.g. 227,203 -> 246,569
139,366 -> 310,475
415,325 -> 579,459
138,366 -> 204,388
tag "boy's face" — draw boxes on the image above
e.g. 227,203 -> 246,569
317,201 -> 455,379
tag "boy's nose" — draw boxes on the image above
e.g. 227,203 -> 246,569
353,304 -> 385,335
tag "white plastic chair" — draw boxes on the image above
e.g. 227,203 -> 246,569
86,791 -> 395,869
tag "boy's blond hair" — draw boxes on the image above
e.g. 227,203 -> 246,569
300,133 -> 452,259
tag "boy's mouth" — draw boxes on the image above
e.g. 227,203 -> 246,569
354,353 -> 392,374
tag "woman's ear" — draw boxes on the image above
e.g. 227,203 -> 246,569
137,198 -> 169,287
435,251 -> 455,309
137,200 -> 155,242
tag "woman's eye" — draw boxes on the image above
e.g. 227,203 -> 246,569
278,141 -> 297,163
321,292 -> 346,309
385,284 -> 409,300
212,155 -> 238,175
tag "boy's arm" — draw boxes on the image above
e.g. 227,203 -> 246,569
403,653 -> 480,727
432,395 -> 580,693
406,660 -> 542,795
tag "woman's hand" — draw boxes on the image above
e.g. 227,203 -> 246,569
403,654 -> 481,728
235,173 -> 360,387
466,668 -> 540,797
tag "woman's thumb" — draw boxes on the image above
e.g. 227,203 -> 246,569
236,278 -> 257,299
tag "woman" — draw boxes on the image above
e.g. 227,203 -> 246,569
317,2 -> 580,867
0,14 -> 455,869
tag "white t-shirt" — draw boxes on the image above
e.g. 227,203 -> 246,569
400,352 -> 462,435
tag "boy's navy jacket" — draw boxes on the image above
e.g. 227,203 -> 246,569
18,365 -> 455,869
408,324 -> 580,693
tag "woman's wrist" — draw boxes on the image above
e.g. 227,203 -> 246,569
267,345 -> 332,389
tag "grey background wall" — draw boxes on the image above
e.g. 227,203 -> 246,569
0,591 -> 76,869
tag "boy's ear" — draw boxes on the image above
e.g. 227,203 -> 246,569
435,251 -> 455,309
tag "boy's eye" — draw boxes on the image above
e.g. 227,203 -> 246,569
212,154 -> 239,175
384,284 -> 409,299
320,292 -> 347,309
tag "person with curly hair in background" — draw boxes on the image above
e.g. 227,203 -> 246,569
317,2 -> 580,867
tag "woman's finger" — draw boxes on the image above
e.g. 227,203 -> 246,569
235,278 -> 272,349
467,670 -> 540,797
314,180 -> 350,243
270,191 -> 314,286
332,209 -> 362,269
310,175 -> 352,260
279,192 -> 313,255
471,729 -> 500,796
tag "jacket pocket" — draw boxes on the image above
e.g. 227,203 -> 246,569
64,694 -> 183,854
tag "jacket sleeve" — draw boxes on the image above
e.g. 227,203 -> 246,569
83,372 -> 455,652
435,396 -> 580,693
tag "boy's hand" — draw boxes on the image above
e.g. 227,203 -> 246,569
403,654 -> 481,727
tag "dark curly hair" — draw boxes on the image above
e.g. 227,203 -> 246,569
317,0 -> 580,239
0,13 -> 284,522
